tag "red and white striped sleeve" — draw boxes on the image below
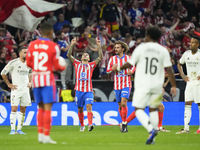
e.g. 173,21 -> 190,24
106,56 -> 113,74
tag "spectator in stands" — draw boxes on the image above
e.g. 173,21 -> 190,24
87,4 -> 99,26
0,52 -> 7,89
64,0 -> 78,23
177,1 -> 188,18
47,11 -> 57,25
53,13 -> 71,33
111,30 -> 124,42
176,17 -> 195,33
62,24 -> 71,45
154,8 -> 164,26
60,81 -> 75,102
100,0 -> 120,31
93,90 -> 102,102
0,29 -> 17,49
56,31 -> 71,90
96,27 -> 109,46
182,28 -> 194,51
11,52 -> 18,60
127,0 -> 149,24
0,40 -> 14,61
160,0 -> 175,16
187,0 -> 200,23
170,38 -> 185,60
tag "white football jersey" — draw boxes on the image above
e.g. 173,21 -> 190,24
128,42 -> 172,91
1,58 -> 31,92
179,49 -> 200,82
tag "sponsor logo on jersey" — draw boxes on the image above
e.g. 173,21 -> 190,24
18,66 -> 21,68
122,91 -> 128,93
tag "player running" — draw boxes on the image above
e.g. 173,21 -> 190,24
176,35 -> 200,134
67,38 -> 103,131
106,41 -> 135,133
1,46 -> 32,135
112,26 -> 176,144
26,23 -> 66,144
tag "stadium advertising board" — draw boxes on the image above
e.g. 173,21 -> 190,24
0,102 -> 199,126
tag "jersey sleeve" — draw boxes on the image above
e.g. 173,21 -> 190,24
106,57 -> 113,74
163,48 -> 172,67
179,51 -> 187,65
53,44 -> 65,71
1,60 -> 14,75
72,59 -> 81,66
26,43 -> 32,68
89,61 -> 97,71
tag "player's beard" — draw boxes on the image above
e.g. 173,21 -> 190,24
23,57 -> 26,61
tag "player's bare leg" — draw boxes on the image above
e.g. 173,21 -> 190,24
42,103 -> 56,144
157,103 -> 170,132
120,98 -> 128,133
9,106 -> 18,135
78,107 -> 85,131
86,104 -> 94,131
135,107 -> 158,144
16,106 -> 26,134
176,101 -> 192,134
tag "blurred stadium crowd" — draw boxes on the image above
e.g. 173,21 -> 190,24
0,0 -> 200,102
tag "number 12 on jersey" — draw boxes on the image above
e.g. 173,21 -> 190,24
33,51 -> 48,71
145,57 -> 158,75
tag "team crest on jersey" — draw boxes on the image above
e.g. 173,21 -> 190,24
196,57 -> 199,60
81,72 -> 86,78
187,57 -> 190,60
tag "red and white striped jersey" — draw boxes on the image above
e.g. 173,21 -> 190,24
154,16 -> 164,25
26,37 -> 65,88
73,59 -> 97,92
96,36 -> 109,46
183,22 -> 195,32
177,6 -> 188,18
107,54 -> 135,90
159,31 -> 169,46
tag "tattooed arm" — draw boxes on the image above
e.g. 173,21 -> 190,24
94,40 -> 103,65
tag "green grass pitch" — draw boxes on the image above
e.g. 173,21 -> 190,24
0,126 -> 200,150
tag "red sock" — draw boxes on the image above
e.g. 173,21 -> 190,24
87,112 -> 93,125
118,108 -> 122,119
44,110 -> 51,136
126,111 -> 136,123
78,112 -> 84,126
37,108 -> 44,133
121,106 -> 128,122
158,111 -> 163,128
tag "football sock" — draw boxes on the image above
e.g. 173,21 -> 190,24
158,111 -> 163,128
37,108 -> 44,134
135,109 -> 153,132
78,112 -> 84,126
44,110 -> 51,136
10,112 -> 16,131
118,108 -> 122,119
87,112 -> 93,125
17,112 -> 25,131
150,111 -> 159,129
184,105 -> 191,131
126,111 -> 136,123
121,106 -> 127,122
198,106 -> 200,130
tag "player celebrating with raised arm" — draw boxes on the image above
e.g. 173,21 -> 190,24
26,23 -> 66,144
176,36 -> 200,134
113,27 -> 176,144
67,38 -> 103,132
1,46 -> 32,135
106,41 -> 135,133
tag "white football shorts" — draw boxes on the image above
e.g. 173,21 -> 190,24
10,90 -> 31,106
132,89 -> 162,108
185,81 -> 200,103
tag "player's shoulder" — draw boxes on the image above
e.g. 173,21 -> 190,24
8,58 -> 19,65
183,50 -> 191,55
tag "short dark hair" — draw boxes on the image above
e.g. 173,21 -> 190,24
192,35 -> 200,44
146,27 -> 161,41
41,23 -> 53,35
62,24 -> 70,29
18,46 -> 27,54
100,27 -> 106,32
56,30 -> 62,36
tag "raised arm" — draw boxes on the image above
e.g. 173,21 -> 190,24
67,38 -> 77,63
169,18 -> 180,34
94,40 -> 103,65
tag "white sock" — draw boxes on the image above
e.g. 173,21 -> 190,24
10,112 -> 16,131
135,109 -> 153,133
150,111 -> 158,130
198,106 -> 200,130
184,105 -> 191,131
17,112 -> 25,131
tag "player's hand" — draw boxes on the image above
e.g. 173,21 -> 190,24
197,76 -> 200,80
71,37 -> 77,45
27,82 -> 32,88
96,40 -> 101,46
8,84 -> 18,90
183,75 -> 189,82
170,87 -> 177,98
112,65 -> 118,72
127,70 -> 132,76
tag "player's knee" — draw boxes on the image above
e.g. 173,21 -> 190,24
78,107 -> 83,113
86,104 -> 92,112
11,107 -> 18,112
158,104 -> 164,112
20,107 -> 26,113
